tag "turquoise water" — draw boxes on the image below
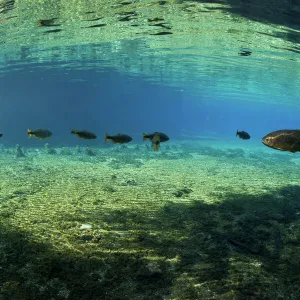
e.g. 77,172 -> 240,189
1,1 -> 300,299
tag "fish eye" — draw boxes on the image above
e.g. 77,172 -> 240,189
265,138 -> 269,142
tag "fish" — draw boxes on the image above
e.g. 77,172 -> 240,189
152,135 -> 160,151
150,31 -> 173,35
143,132 -> 169,142
239,50 -> 252,56
262,129 -> 300,153
148,18 -> 164,22
44,29 -> 62,34
236,130 -> 250,140
86,24 -> 106,28
143,132 -> 169,151
28,129 -> 52,139
71,129 -> 97,139
37,18 -> 60,27
0,132 -> 2,138
105,133 -> 132,144
239,48 -> 252,56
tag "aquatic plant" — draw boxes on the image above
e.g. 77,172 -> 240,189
225,148 -> 245,159
44,143 -> 57,154
103,185 -> 116,192
15,144 -> 25,157
85,147 -> 96,156
75,145 -> 81,154
2,148 -> 300,299
194,145 -> 227,157
124,179 -> 137,186
120,144 -> 129,150
169,273 -> 200,299
60,147 -> 72,155
173,187 -> 193,198
108,156 -> 144,169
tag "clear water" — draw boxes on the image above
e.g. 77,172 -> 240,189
1,1 -> 300,299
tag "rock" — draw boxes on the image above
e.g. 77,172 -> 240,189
80,224 -> 92,230
137,262 -> 162,279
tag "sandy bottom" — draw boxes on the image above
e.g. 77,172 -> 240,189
1,140 -> 300,299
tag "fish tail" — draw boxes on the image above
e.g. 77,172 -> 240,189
28,129 -> 33,138
142,133 -> 148,141
105,133 -> 110,143
71,129 -> 76,135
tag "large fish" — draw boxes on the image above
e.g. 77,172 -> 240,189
262,129 -> 300,153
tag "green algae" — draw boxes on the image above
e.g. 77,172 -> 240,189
1,143 -> 300,299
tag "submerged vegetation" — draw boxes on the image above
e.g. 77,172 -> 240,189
0,1 -> 299,299
1,141 -> 300,299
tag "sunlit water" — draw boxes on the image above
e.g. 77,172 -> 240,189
1,1 -> 300,299
1,0 -> 300,104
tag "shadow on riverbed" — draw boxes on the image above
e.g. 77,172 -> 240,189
1,184 -> 300,299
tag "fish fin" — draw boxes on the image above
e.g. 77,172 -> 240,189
142,133 -> 148,141
153,135 -> 160,143
153,143 -> 160,151
152,135 -> 160,151
71,129 -> 76,135
105,133 -> 109,143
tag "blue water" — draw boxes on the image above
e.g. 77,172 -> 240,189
1,66 -> 299,148
0,68 -> 181,146
1,1 -> 300,299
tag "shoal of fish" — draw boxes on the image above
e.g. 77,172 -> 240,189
1,128 -> 300,153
